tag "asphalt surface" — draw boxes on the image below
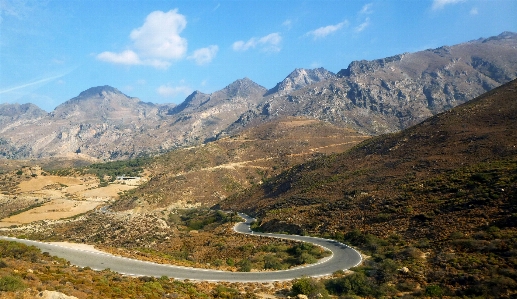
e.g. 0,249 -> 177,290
0,213 -> 362,282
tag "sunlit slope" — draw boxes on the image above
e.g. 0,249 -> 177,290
113,117 -> 369,210
221,78 -> 517,240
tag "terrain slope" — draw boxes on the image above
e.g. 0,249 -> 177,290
221,78 -> 517,296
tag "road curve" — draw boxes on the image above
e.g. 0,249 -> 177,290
0,213 -> 362,282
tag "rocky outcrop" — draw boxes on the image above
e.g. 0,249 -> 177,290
38,290 -> 78,299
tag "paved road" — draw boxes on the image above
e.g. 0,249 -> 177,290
0,213 -> 362,282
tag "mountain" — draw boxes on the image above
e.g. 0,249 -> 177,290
265,68 -> 337,96
231,31 -> 517,135
0,103 -> 47,127
220,78 -> 517,297
0,86 -> 174,160
1,32 -> 516,161
170,90 -> 210,114
0,79 -> 267,161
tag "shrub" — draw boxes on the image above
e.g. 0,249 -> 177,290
237,259 -> 252,272
0,275 -> 25,292
212,285 -> 240,298
292,277 -> 329,298
298,252 -> 317,264
324,272 -> 375,297
264,255 -> 285,270
425,285 -> 444,297
226,258 -> 234,266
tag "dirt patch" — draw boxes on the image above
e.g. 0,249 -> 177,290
0,173 -> 145,227
0,199 -> 101,227
278,119 -> 318,128
48,241 -> 104,253
79,183 -> 136,198
18,176 -> 86,193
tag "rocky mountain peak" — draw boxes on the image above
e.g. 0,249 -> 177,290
0,103 -> 47,128
171,90 -> 210,114
221,78 -> 267,98
76,85 -> 126,99
266,67 -> 336,96
338,53 -> 407,77
0,103 -> 47,118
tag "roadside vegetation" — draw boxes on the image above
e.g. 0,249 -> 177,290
125,209 -> 331,272
0,240 -> 266,298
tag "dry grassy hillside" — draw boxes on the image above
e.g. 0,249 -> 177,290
113,117 -> 369,210
222,79 -> 517,236
221,79 -> 517,297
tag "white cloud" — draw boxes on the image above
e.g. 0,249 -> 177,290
188,45 -> 219,65
282,19 -> 293,29
360,3 -> 373,14
0,73 -> 69,95
232,32 -> 282,52
130,10 -> 187,60
96,9 -> 187,68
470,7 -> 478,15
157,84 -> 192,98
306,21 -> 348,39
354,18 -> 370,33
96,50 -> 141,65
432,0 -> 465,10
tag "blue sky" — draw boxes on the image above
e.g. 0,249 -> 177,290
1,0 -> 516,111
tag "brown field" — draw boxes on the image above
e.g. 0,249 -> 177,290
0,171 -> 145,227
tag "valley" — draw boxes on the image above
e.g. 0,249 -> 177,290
0,31 -> 516,298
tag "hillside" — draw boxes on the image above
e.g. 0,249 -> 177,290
0,118 -> 367,277
0,32 -> 516,162
220,79 -> 517,297
111,117 -> 369,209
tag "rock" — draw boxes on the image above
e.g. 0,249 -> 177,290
37,290 -> 78,299
296,295 -> 309,299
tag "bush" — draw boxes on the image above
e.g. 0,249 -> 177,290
298,252 -> 317,264
264,255 -> 285,270
238,259 -> 252,272
324,272 -> 375,297
292,277 -> 329,298
212,285 -> 240,298
226,258 -> 234,266
0,275 -> 25,292
425,285 -> 444,297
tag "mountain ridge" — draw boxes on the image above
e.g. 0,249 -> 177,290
1,31 -> 516,161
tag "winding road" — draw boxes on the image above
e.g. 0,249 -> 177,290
0,213 -> 362,282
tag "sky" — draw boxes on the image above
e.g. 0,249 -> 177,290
1,0 -> 516,112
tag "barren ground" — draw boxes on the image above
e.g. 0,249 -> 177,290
0,169 -> 145,227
